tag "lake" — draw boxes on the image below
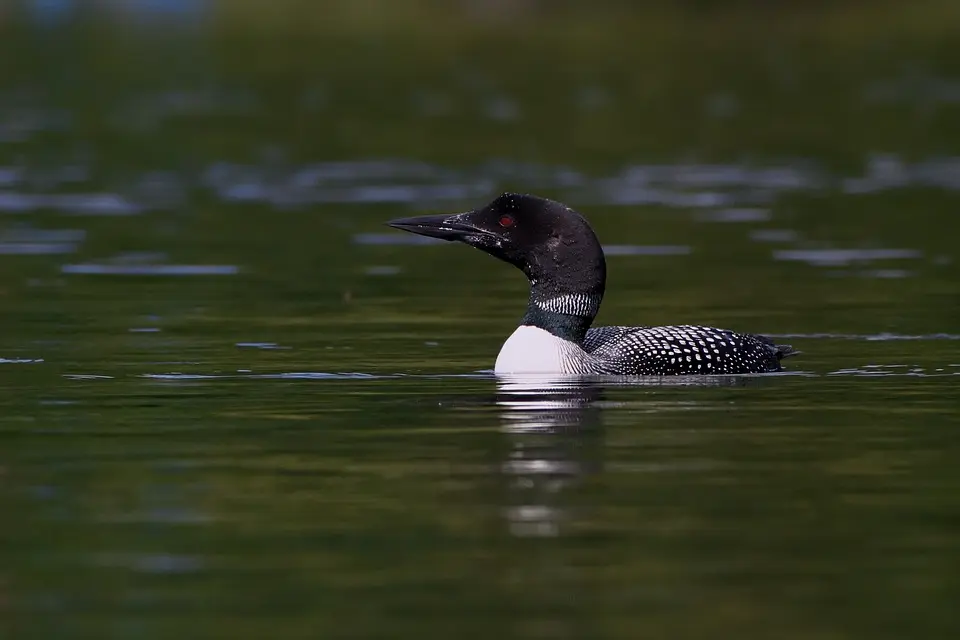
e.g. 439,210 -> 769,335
1,2 -> 959,638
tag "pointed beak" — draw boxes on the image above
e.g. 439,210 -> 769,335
386,212 -> 489,242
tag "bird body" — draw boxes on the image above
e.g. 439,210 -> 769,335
388,193 -> 797,375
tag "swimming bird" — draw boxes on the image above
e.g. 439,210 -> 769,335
387,193 -> 797,375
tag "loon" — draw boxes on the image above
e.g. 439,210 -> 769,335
387,193 -> 798,375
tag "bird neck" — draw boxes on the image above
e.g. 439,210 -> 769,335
521,280 -> 604,345
513,227 -> 607,345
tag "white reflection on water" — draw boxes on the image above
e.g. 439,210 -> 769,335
6,151 -> 960,212
750,229 -> 799,243
0,227 -> 85,242
235,342 -> 290,350
494,374 -> 752,538
0,192 -> 141,215
92,553 -> 204,575
773,248 -> 923,266
602,244 -> 691,256
828,365 -> 960,377
765,332 -> 960,341
354,232 -> 444,246
697,207 -> 771,222
62,264 -> 238,275
0,242 -> 77,255
496,376 -> 603,538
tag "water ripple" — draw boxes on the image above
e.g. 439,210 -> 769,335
62,264 -> 239,276
773,249 -> 923,267
766,332 -> 960,341
3,153 -> 960,216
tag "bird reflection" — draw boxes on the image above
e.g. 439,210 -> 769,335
493,373 -> 765,537
496,375 -> 605,538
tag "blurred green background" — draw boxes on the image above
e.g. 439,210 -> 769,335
1,2 -> 959,639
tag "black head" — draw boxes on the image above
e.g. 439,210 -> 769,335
387,193 -> 607,342
387,193 -> 606,294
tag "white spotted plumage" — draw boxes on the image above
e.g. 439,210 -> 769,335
582,324 -> 787,375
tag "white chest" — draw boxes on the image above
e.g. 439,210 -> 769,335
494,325 -> 586,374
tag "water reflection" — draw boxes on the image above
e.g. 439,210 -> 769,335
492,372 -> 770,537
61,264 -> 239,276
773,248 -> 923,266
5,153 -> 960,212
496,376 -> 604,538
61,251 -> 238,276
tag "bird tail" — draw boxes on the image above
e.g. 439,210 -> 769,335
774,344 -> 800,360
756,334 -> 801,361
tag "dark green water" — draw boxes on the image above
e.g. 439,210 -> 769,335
2,3 -> 960,639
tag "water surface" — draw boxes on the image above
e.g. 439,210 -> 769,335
2,3 -> 960,638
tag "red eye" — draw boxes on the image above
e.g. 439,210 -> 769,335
498,215 -> 515,228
